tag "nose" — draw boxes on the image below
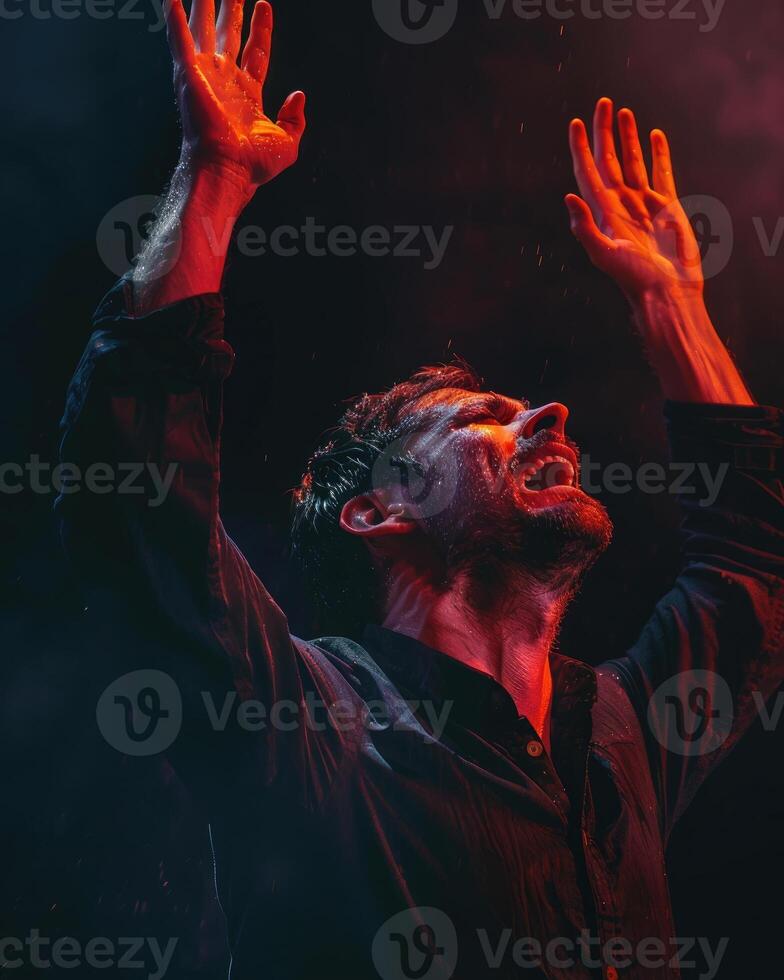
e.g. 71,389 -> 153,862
519,402 -> 569,439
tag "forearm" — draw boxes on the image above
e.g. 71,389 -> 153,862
620,398 -> 784,835
132,157 -> 254,315
630,286 -> 755,405
60,275 -> 232,602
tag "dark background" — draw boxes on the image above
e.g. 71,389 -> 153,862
2,0 -> 783,976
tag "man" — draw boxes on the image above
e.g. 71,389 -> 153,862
59,1 -> 784,977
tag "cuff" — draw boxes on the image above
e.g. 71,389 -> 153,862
665,401 -> 784,475
86,278 -> 234,384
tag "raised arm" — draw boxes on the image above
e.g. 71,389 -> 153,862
58,2 -> 323,785
566,99 -> 784,837
565,97 -> 752,405
133,0 -> 305,312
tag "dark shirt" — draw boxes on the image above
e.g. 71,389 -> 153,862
58,279 -> 784,979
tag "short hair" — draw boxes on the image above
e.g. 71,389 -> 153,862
291,361 -> 483,636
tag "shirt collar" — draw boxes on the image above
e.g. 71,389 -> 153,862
362,624 -> 597,737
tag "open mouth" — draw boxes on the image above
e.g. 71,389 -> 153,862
515,447 -> 578,492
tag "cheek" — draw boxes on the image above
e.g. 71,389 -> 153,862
475,432 -> 515,483
453,435 -> 514,506
412,430 -> 516,524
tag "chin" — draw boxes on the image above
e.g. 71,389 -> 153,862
515,488 -> 613,578
442,486 -> 613,586
518,483 -> 608,525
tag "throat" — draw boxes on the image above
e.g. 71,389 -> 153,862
382,561 -> 567,743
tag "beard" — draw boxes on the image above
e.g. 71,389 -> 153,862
428,483 -> 613,597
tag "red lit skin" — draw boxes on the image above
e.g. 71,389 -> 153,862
343,105 -> 756,745
132,0 -> 305,311
342,395 -> 584,746
565,98 -> 754,406
137,10 -> 754,745
341,393 -> 604,751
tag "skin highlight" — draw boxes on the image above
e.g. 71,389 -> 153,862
139,3 -> 755,745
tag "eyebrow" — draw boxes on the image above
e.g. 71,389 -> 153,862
406,389 -> 529,430
453,391 -> 528,421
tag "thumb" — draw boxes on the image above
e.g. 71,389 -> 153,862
564,194 -> 615,269
277,90 -> 306,141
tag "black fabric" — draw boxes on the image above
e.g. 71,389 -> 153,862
56,284 -> 784,979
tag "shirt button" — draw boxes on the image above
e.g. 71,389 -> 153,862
605,968 -> 619,980
526,739 -> 543,758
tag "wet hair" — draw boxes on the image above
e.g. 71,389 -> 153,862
291,361 -> 483,636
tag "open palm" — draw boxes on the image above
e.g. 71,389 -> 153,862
566,98 -> 703,300
166,0 -> 305,187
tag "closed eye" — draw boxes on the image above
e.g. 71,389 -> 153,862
455,394 -> 524,427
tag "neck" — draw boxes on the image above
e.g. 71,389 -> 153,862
381,560 -> 570,747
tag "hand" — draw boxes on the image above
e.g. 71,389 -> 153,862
166,0 -> 306,190
565,98 -> 703,303
565,98 -> 753,405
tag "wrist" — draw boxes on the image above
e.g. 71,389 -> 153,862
172,156 -> 256,293
177,153 -> 256,224
131,157 -> 256,312
628,281 -> 706,324
629,284 -> 713,368
629,285 -> 754,405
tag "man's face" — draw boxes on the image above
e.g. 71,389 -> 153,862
388,387 -> 613,583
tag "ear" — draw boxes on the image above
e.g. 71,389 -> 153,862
339,493 -> 417,538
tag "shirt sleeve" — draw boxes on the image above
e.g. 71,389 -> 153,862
606,401 -> 784,840
57,281 -> 346,790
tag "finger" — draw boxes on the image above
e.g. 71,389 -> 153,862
617,107 -> 649,190
216,0 -> 244,62
166,0 -> 197,68
189,0 -> 215,52
565,194 -> 617,270
650,129 -> 678,199
276,90 -> 306,142
241,0 -> 272,85
568,117 -> 614,218
592,97 -> 624,188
